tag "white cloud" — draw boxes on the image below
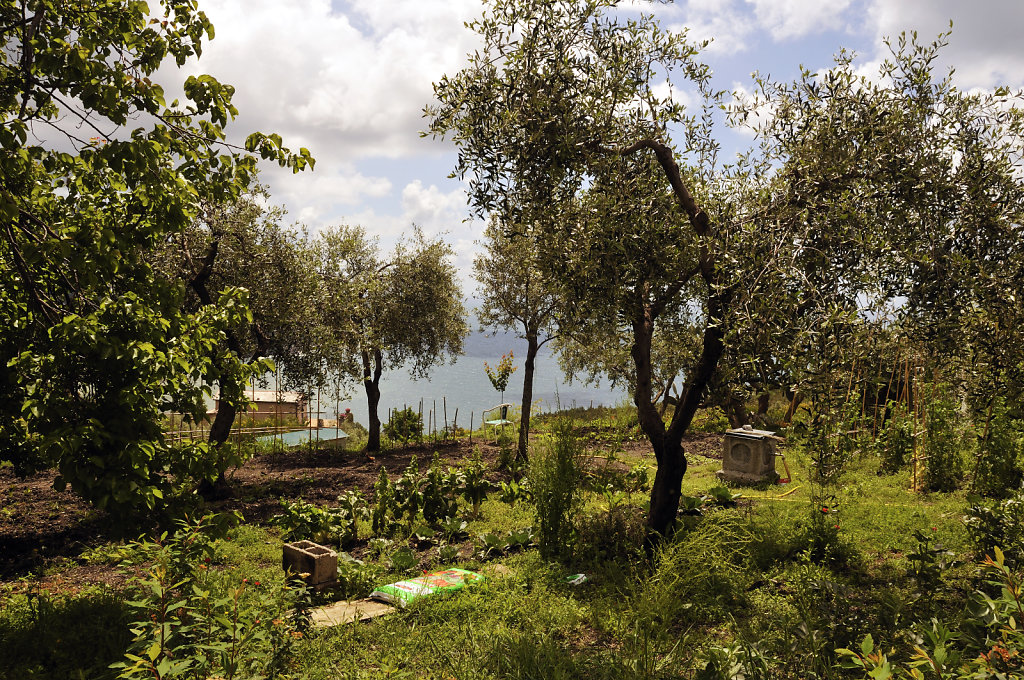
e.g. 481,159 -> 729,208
746,0 -> 854,41
865,0 -> 1024,90
173,0 -> 482,161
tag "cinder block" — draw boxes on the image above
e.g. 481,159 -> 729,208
282,540 -> 337,587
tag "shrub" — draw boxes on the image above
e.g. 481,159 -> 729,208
964,487 -> 1024,567
112,515 -> 308,680
923,384 -> 966,493
838,548 -> 1024,679
972,399 -> 1023,498
529,415 -> 585,560
383,406 -> 423,443
877,402 -> 914,474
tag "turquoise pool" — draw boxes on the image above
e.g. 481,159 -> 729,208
257,428 -> 349,448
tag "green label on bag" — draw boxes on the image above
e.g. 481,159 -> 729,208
369,568 -> 484,607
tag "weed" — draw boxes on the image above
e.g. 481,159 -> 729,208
529,415 -> 586,560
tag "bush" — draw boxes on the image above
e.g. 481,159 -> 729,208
112,514 -> 309,680
838,549 -> 1024,679
529,415 -> 585,560
964,487 -> 1024,567
269,495 -> 367,547
923,384 -> 966,492
383,406 -> 423,443
877,402 -> 914,474
972,399 -> 1023,498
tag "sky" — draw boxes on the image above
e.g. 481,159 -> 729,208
168,0 -> 1024,298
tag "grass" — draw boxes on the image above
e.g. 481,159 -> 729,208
0,405 -> 1013,679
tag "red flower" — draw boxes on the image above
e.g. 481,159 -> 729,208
821,506 -> 829,514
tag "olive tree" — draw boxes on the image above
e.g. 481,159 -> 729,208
429,0 -> 1024,539
0,0 -> 311,512
474,217 -> 559,461
317,226 -> 468,452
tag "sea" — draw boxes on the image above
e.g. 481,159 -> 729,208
254,329 -> 629,430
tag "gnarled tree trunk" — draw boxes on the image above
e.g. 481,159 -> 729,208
362,348 -> 384,452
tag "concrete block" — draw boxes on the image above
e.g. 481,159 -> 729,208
282,540 -> 337,587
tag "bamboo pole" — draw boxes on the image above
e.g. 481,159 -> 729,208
469,411 -> 474,445
443,397 -> 448,441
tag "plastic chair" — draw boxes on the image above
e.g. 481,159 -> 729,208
482,403 -> 514,440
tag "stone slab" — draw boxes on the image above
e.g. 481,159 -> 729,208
310,598 -> 395,628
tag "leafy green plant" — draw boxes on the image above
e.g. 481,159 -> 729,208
462,451 -> 493,518
388,547 -> 419,573
476,532 -> 506,559
383,407 -> 424,444
878,402 -> 915,474
422,454 -> 463,523
504,526 -> 536,552
269,497 -> 363,546
335,553 -> 382,600
838,548 -> 1024,679
372,468 -> 397,536
438,516 -> 469,540
972,399 -> 1023,498
906,528 -> 955,589
498,478 -> 531,505
111,515 -> 309,680
437,543 -> 459,563
964,488 -> 1024,567
393,456 -> 424,526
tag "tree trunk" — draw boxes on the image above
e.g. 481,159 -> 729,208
641,288 -> 730,545
517,331 -> 539,463
363,349 -> 384,452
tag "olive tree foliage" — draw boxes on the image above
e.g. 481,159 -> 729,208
429,1 -> 1024,539
317,226 -> 468,452
152,188 -> 329,451
474,217 -> 559,461
749,34 -> 1024,419
0,0 -> 312,512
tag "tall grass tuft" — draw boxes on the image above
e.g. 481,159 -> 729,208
529,414 -> 586,560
